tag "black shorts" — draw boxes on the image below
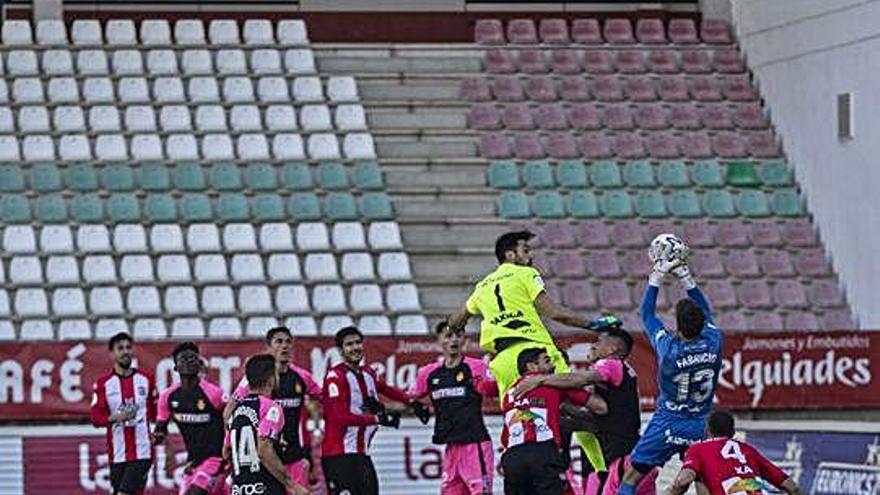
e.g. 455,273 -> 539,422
501,441 -> 568,495
109,459 -> 151,494
322,454 -> 379,495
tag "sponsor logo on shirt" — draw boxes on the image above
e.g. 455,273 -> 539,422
431,387 -> 467,400
174,412 -> 211,424
275,397 -> 303,408
232,482 -> 267,495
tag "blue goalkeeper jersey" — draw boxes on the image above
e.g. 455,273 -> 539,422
639,284 -> 723,419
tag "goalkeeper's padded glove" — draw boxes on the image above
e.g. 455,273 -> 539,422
649,258 -> 681,287
361,396 -> 386,415
377,411 -> 401,429
670,263 -> 697,290
586,315 -> 622,332
410,401 -> 431,425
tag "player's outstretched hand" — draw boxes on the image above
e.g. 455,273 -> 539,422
586,315 -> 622,332
511,375 -> 544,399
377,411 -> 401,429
410,401 -> 431,425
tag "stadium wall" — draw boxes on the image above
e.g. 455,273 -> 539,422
731,0 -> 880,328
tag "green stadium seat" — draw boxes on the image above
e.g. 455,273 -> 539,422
488,161 -> 520,189
657,161 -> 690,188
531,191 -> 565,219
772,189 -> 803,216
66,163 -> 98,192
71,194 -> 104,222
252,194 -> 286,221
737,190 -> 771,217
35,195 -> 67,223
726,161 -> 760,187
523,160 -> 555,189
101,163 -> 135,192
107,194 -> 141,222
667,190 -> 702,218
601,191 -> 634,218
174,162 -> 206,191
359,193 -> 394,220
590,161 -> 623,188
692,160 -> 724,188
144,194 -> 177,222
30,163 -> 62,192
635,190 -> 668,218
623,160 -> 656,188
326,192 -> 358,221
702,190 -> 737,218
566,191 -> 600,218
0,166 -> 25,193
758,161 -> 794,186
210,162 -> 242,191
318,162 -> 349,191
497,191 -> 530,219
288,193 -> 322,221
181,194 -> 213,222
281,162 -> 313,191
1,195 -> 31,223
353,162 -> 384,190
245,163 -> 278,191
217,193 -> 250,221
556,160 -> 588,189
138,162 -> 171,191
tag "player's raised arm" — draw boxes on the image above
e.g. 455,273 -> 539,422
666,467 -> 698,495
447,302 -> 474,332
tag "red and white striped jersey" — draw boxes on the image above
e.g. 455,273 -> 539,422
500,373 -> 591,450
321,362 -> 409,458
90,369 -> 157,463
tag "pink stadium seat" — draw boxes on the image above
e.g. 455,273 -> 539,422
511,221 -> 540,237
475,19 -> 505,45
592,76 -> 624,102
518,49 -> 549,73
703,280 -> 738,309
614,132 -> 647,159
614,50 -> 647,74
658,77 -> 690,102
700,104 -> 734,130
514,133 -> 546,159
538,19 -> 569,44
821,310 -> 854,330
507,19 -> 539,44
543,222 -> 577,248
572,19 -> 602,45
783,221 -> 817,247
583,51 -> 614,74
532,251 -> 552,275
611,220 -> 647,247
636,19 -> 666,44
668,18 -> 699,44
535,104 -> 568,130
733,103 -> 768,129
669,103 -> 702,130
712,131 -> 749,158
784,311 -> 820,331
701,19 -> 733,44
480,133 -> 513,158
563,282 -> 598,310
795,249 -> 831,277
622,249 -> 651,278
502,104 -> 535,130
544,281 -> 563,302
635,104 -> 668,129
750,221 -> 783,247
738,280 -> 773,309
716,311 -> 748,331
579,133 -> 613,159
485,49 -> 517,73
722,75 -> 758,101
469,104 -> 502,130
492,77 -> 526,101
713,49 -> 745,73
759,250 -> 796,277
625,77 -> 658,102
647,50 -> 680,74
688,76 -> 723,101
690,249 -> 726,278
680,132 -> 713,158
647,132 -> 681,159
553,252 -> 586,278
604,105 -> 635,130
681,49 -> 712,73
683,220 -> 715,247
588,250 -> 622,278
603,18 -> 635,44
645,220 -> 679,241
576,221 -> 611,247
568,104 -> 603,130
715,222 -> 751,247
460,77 -> 491,101
774,280 -> 808,309
560,77 -> 591,101
551,49 -> 582,74
749,311 -> 783,331
526,76 -> 558,101
725,249 -> 761,278
544,132 -> 580,159
748,131 -> 782,158
599,281 -> 633,309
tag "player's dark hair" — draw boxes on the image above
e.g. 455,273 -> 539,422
517,347 -> 547,375
335,326 -> 364,348
245,354 -> 277,389
607,328 -> 634,357
107,331 -> 133,351
171,341 -> 199,362
676,299 -> 706,340
434,320 -> 449,335
266,326 -> 292,344
495,230 -> 535,263
708,410 -> 736,438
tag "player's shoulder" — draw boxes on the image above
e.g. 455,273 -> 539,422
93,370 -> 116,387
287,363 -> 315,379
324,363 -> 348,382
159,381 -> 181,399
133,368 -> 155,382
199,378 -> 223,394
463,356 -> 489,374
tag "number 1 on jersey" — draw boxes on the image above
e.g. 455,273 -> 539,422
230,427 -> 259,475
494,284 -> 506,312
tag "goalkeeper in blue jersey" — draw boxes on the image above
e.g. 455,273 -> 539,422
617,235 -> 724,495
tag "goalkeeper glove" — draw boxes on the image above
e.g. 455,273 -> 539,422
586,315 -> 622,332
649,258 -> 681,287
410,401 -> 431,425
361,396 -> 386,415
670,263 -> 697,290
377,411 -> 401,429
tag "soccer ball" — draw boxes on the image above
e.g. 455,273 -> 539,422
648,234 -> 689,264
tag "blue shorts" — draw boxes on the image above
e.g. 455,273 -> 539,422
629,413 -> 706,469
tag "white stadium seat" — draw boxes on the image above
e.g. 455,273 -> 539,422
151,225 -> 184,252
187,224 -> 221,252
259,223 -> 294,251
128,286 -> 162,316
95,134 -> 129,161
118,77 -> 151,103
284,49 -> 316,74
166,133 -> 199,160
21,320 -> 54,340
195,105 -> 227,132
165,286 -> 199,315
230,105 -> 263,132
265,105 -> 298,131
257,77 -> 290,103
82,256 -> 117,284
341,252 -> 375,281
223,77 -> 255,103
217,49 -> 248,75
133,318 -> 167,339
8,50 -> 39,76
112,49 -> 144,75
42,49 -> 74,76
307,133 -> 340,160
267,254 -> 301,282
239,285 -> 273,314
321,315 -> 353,335
182,49 -> 213,75
120,255 -> 154,283
237,134 -> 270,160
292,77 -> 324,102
195,254 -> 228,282
278,20 -> 309,44
208,318 -> 242,339
231,254 -> 265,282
2,226 -> 34,254
72,20 -> 102,46
0,137 -> 19,161
300,105 -> 332,131
387,283 -> 421,312
10,256 -> 43,284
395,315 -> 429,334
37,20 -> 68,45
276,285 -> 310,314
106,19 -> 137,45
90,287 -> 124,316
77,225 -> 111,253
12,78 -> 44,103
59,320 -> 92,340
328,76 -> 359,102
131,134 -> 164,160
47,78 -> 80,103
125,106 -> 158,133
53,106 -> 86,133
335,105 -> 368,131
3,20 -> 33,45
344,133 -> 377,160
0,109 -> 12,133
46,256 -> 79,285
189,77 -> 221,103
378,252 -> 413,281
140,20 -> 172,45
251,49 -> 282,75
350,284 -> 384,313
295,223 -> 330,251
313,284 -> 346,314
243,20 -> 274,45
224,223 -> 258,252
160,107 -> 193,132
23,135 -> 56,161
41,226 -> 74,253
285,316 -> 318,335
94,319 -> 128,340
172,318 -> 206,339
157,255 -> 192,282
16,289 -> 49,317
359,315 -> 392,335
147,49 -> 179,75
304,253 -> 339,281
59,135 -> 93,161
89,106 -> 122,133
246,317 -> 279,337
271,134 -> 305,160
77,50 -> 110,75
201,134 -> 235,160
175,19 -> 206,45
52,288 -> 87,317
332,223 -> 367,251
202,286 -> 236,315
19,106 -> 51,133
208,20 -> 240,45
114,224 -> 148,253
154,77 -> 186,103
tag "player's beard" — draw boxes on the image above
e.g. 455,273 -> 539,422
117,355 -> 132,370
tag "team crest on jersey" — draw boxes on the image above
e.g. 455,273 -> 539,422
196,399 -> 206,411
171,400 -> 179,408
431,378 -> 440,385
456,372 -> 465,382
267,405 -> 281,422
328,383 -> 339,398
295,382 -> 302,394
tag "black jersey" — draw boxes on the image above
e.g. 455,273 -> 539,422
156,379 -> 225,465
592,358 -> 642,461
226,395 -> 287,495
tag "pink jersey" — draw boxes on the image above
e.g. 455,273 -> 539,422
90,369 -> 156,463
681,437 -> 789,495
592,358 -> 625,387
157,379 -> 226,466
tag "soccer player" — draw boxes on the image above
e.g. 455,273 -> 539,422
229,327 -> 322,488
408,321 -> 497,495
153,342 -> 227,495
616,254 -> 723,495
501,348 -> 608,495
90,332 -> 157,495
667,411 -> 800,495
322,326 -> 414,495
225,354 -> 309,495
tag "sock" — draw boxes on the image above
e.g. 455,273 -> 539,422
573,431 -> 606,472
617,481 -> 637,495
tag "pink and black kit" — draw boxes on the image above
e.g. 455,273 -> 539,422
226,395 -> 287,495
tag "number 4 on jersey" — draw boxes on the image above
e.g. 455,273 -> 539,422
721,439 -> 747,464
